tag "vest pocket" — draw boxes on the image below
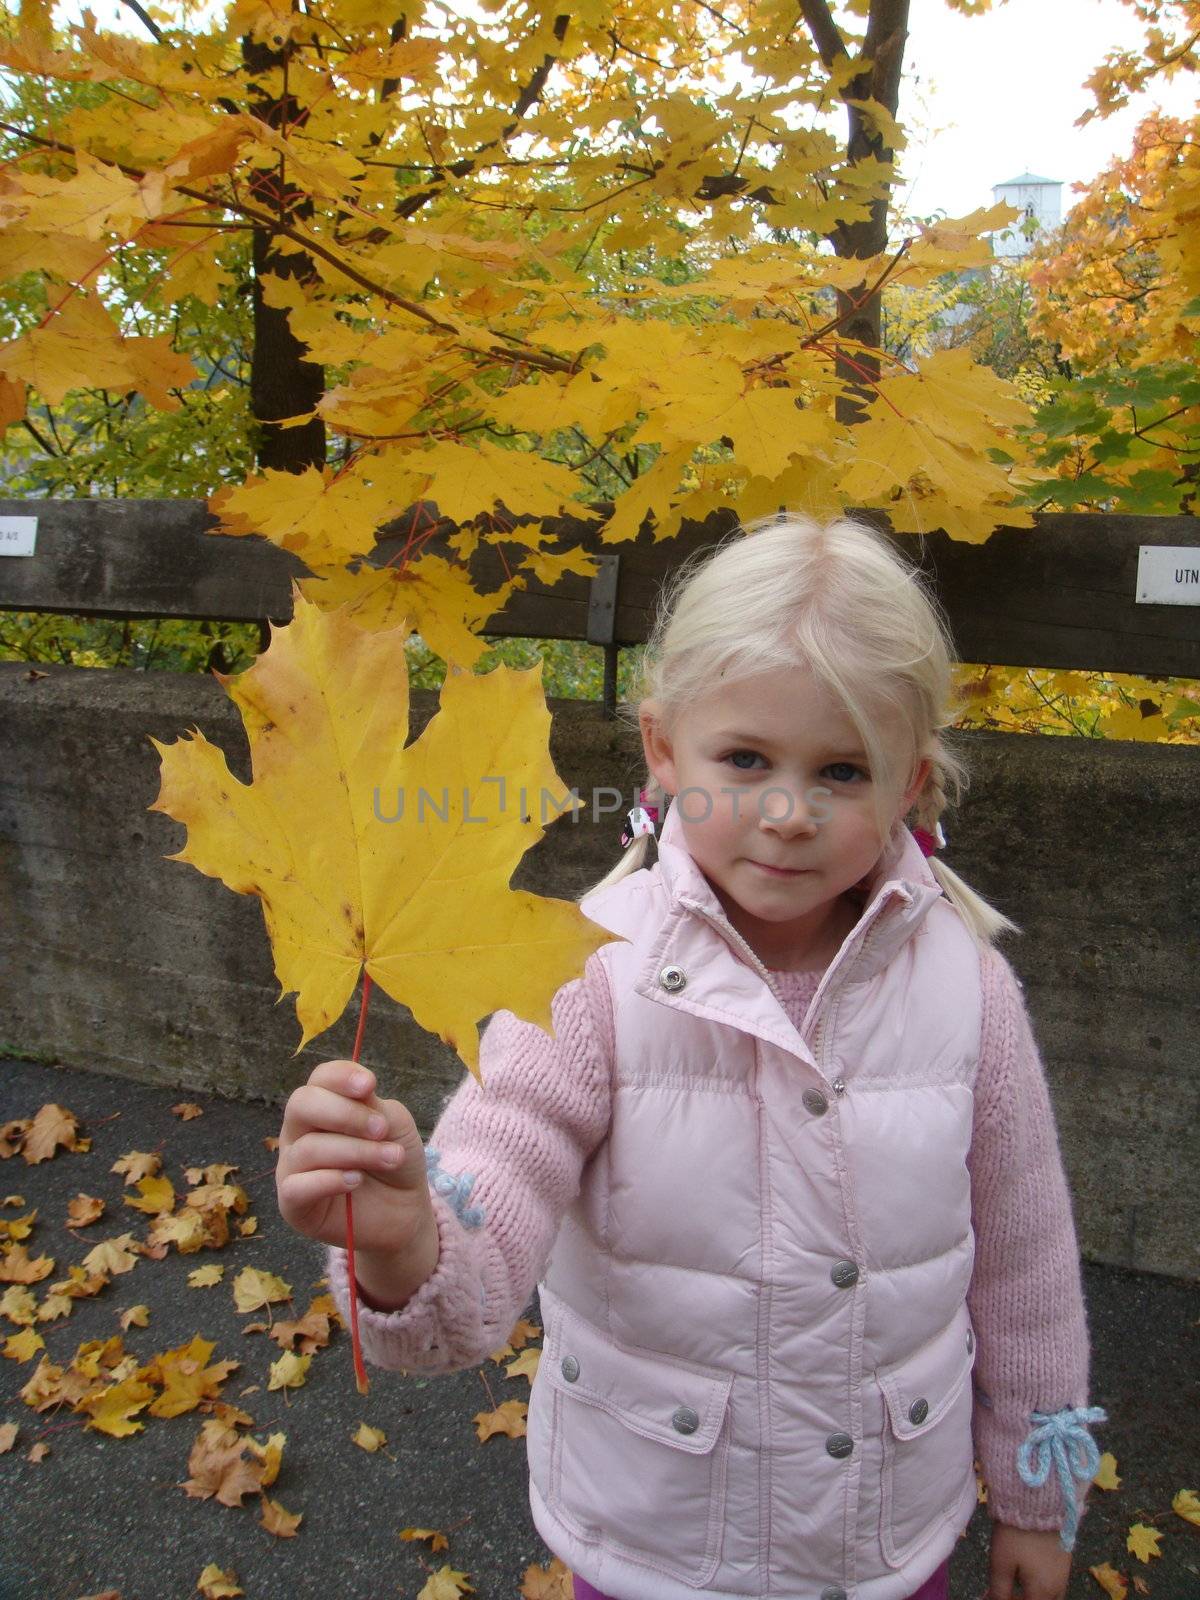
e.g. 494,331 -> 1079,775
876,1311 -> 977,1570
534,1292 -> 734,1586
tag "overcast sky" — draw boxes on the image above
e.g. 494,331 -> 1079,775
52,0 -> 1198,224
898,0 -> 1197,221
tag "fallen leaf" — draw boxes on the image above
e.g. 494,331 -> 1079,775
67,1193 -> 105,1226
0,1422 -> 17,1451
1,1285 -> 37,1325
1088,1564 -> 1128,1599
22,1103 -> 82,1163
3,1327 -> 45,1361
120,1305 -> 150,1330
504,1346 -> 541,1384
1174,1487 -> 1200,1525
0,1243 -> 55,1283
1093,1451 -> 1121,1490
197,1564 -> 242,1599
353,1421 -> 387,1451
259,1494 -> 303,1537
123,1175 -> 177,1215
81,1234 -> 141,1276
112,1151 -> 162,1183
172,1103 -> 204,1120
78,1373 -> 156,1437
267,1350 -> 311,1390
399,1527 -> 450,1552
188,1264 -> 225,1288
520,1557 -> 573,1598
233,1266 -> 291,1314
416,1567 -> 475,1599
0,1207 -> 37,1241
1126,1524 -> 1162,1562
183,1420 -> 268,1507
27,1440 -> 49,1461
473,1399 -> 527,1441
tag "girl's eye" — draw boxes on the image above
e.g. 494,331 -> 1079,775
724,750 -> 764,771
825,762 -> 865,783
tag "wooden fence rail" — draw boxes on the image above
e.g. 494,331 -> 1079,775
1,501 -> 1197,712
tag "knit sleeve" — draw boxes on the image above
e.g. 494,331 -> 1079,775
324,947 -> 615,1376
966,946 -> 1108,1551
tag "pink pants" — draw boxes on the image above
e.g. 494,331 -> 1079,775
572,1554 -> 950,1600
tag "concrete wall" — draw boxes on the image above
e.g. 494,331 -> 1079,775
2,661 -> 1197,1279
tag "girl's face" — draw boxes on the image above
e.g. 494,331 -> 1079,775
640,665 -> 931,970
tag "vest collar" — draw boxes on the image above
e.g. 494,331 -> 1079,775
648,795 -> 946,995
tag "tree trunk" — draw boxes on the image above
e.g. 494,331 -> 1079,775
243,32 -> 326,474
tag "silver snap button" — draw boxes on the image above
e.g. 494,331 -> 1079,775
802,1089 -> 828,1116
671,1405 -> 700,1434
821,1589 -> 848,1600
825,1432 -> 854,1458
831,1078 -> 846,1094
909,1397 -> 929,1425
831,1259 -> 859,1289
658,964 -> 687,993
966,1329 -> 974,1354
560,1355 -> 579,1383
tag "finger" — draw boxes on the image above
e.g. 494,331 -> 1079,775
282,1130 -> 406,1179
278,1164 -> 364,1217
281,1081 -> 392,1144
310,1058 -> 377,1101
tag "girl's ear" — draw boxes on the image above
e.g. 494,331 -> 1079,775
639,700 -> 678,797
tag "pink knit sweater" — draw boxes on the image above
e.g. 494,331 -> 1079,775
325,936 -> 1098,1539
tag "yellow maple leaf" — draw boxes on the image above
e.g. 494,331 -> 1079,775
232,1267 -> 292,1314
1088,1563 -> 1128,1599
1126,1523 -> 1163,1562
504,1346 -> 541,1384
259,1494 -> 303,1536
79,1373 -> 156,1437
267,1350 -> 311,1390
145,1335 -> 238,1417
197,1564 -> 243,1599
296,552 -> 519,670
66,1194 -> 104,1227
1093,1451 -> 1121,1489
123,1174 -> 176,1215
148,588 -> 619,1076
0,1285 -> 37,1325
189,1264 -> 225,1288
3,1327 -> 45,1361
353,1421 -> 387,1451
119,1305 -> 150,1330
81,1234 -> 140,1276
1173,1487 -> 1200,1525
417,1567 -> 476,1600
0,1243 -> 55,1284
0,1422 -> 18,1452
400,1527 -> 450,1551
0,1209 -> 37,1242
112,1151 -> 161,1183
519,1557 -> 574,1598
473,1398 -> 528,1441
248,1429 -> 285,1487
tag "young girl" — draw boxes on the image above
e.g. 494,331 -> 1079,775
276,513 -> 1107,1600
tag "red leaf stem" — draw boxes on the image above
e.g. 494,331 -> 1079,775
346,967 -> 373,1396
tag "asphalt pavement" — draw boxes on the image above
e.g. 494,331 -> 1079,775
1,1057 -> 1196,1600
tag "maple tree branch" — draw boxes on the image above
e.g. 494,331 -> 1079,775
118,0 -> 163,42
0,119 -> 582,381
20,415 -> 58,457
797,0 -> 849,73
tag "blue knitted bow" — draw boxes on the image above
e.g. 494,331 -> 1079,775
1016,1404 -> 1108,1551
425,1146 -> 485,1230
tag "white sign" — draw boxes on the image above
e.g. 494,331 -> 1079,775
1137,545 -> 1200,605
0,515 -> 37,557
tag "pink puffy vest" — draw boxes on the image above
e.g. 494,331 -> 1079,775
526,801 -> 984,1600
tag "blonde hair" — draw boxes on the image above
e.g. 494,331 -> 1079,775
579,510 -> 1020,949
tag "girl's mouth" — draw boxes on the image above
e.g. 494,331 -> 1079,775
750,861 -> 808,877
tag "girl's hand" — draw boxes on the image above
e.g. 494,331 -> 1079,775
275,1060 -> 434,1257
986,1521 -> 1072,1600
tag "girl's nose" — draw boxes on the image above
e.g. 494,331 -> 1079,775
758,787 -> 820,836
